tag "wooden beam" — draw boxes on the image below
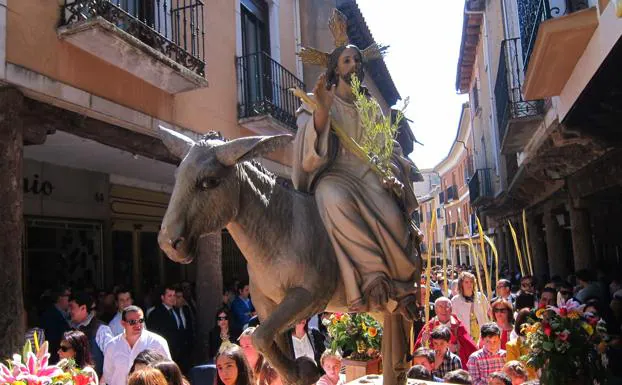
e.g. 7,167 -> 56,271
21,98 -> 178,164
568,148 -> 622,198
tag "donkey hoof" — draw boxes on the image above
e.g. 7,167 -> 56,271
295,357 -> 322,385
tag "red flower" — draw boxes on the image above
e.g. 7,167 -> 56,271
538,302 -> 546,310
557,330 -> 570,341
559,308 -> 568,317
587,316 -> 599,326
73,373 -> 93,385
543,323 -> 552,337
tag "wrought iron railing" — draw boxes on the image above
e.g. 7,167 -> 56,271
237,52 -> 304,130
445,223 -> 457,238
60,0 -> 205,77
468,168 -> 493,205
495,37 -> 545,140
519,0 -> 591,69
446,185 -> 458,202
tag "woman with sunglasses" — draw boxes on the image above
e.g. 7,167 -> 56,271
58,330 -> 94,368
489,298 -> 514,349
209,307 -> 239,361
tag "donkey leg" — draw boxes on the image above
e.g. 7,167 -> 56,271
252,287 -> 321,385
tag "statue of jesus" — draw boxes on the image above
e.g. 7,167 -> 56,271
292,10 -> 422,320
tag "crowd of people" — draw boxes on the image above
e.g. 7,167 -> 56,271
406,266 -> 621,385
23,265 -> 622,385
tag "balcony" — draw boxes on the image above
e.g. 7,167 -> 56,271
446,185 -> 459,202
519,0 -> 599,100
495,38 -> 545,154
469,168 -> 493,206
58,0 -> 208,93
445,223 -> 457,238
445,222 -> 465,238
237,52 -> 304,133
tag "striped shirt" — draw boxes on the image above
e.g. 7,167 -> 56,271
467,348 -> 507,385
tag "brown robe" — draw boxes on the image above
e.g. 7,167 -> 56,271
292,93 -> 419,311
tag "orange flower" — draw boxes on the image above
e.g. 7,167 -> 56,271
368,327 -> 377,337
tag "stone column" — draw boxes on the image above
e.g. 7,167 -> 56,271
195,232 -> 223,362
543,208 -> 569,279
0,87 -> 25,358
569,204 -> 593,271
528,214 -> 549,281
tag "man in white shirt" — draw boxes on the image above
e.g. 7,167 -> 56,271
104,306 -> 171,385
109,288 -> 134,337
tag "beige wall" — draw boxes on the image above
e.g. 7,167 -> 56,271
7,1 -> 174,120
7,0 -> 301,141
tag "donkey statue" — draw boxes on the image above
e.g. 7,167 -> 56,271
157,128 -> 413,385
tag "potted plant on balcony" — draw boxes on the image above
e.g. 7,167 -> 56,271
324,313 -> 382,382
521,299 -> 610,385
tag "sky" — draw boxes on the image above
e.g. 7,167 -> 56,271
356,0 -> 468,170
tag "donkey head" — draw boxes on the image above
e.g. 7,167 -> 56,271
158,126 -> 292,264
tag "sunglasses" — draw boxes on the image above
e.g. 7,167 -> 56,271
59,345 -> 73,352
217,316 -> 228,321
493,308 -> 507,313
127,318 -> 145,326
560,290 -> 572,296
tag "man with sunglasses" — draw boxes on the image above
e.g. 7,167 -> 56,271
103,305 -> 171,385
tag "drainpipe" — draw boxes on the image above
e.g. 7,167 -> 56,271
0,0 -> 6,80
464,4 -> 501,178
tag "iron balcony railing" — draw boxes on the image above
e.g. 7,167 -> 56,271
495,37 -> 545,140
446,185 -> 458,202
469,168 -> 493,205
237,51 -> 304,130
519,0 -> 591,69
60,0 -> 206,76
445,223 -> 457,238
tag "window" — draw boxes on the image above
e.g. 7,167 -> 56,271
471,80 -> 480,112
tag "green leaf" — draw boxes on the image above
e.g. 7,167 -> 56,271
22,340 -> 32,361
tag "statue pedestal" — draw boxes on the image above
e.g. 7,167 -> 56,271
342,358 -> 382,383
345,375 -> 452,385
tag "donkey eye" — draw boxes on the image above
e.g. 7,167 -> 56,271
198,177 -> 220,191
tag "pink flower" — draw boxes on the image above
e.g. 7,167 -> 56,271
548,298 -> 585,316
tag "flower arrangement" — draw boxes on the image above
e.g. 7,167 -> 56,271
0,336 -> 98,385
521,299 -> 609,385
324,313 -> 382,361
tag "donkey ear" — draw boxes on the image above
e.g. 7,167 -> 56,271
159,126 -> 196,160
215,134 -> 293,166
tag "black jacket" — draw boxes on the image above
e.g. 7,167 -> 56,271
147,304 -> 183,361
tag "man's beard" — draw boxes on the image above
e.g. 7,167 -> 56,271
341,69 -> 364,85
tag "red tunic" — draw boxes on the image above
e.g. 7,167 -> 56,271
415,315 -> 478,370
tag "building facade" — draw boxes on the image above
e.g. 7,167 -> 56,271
455,0 -> 622,282
0,0 -> 415,354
